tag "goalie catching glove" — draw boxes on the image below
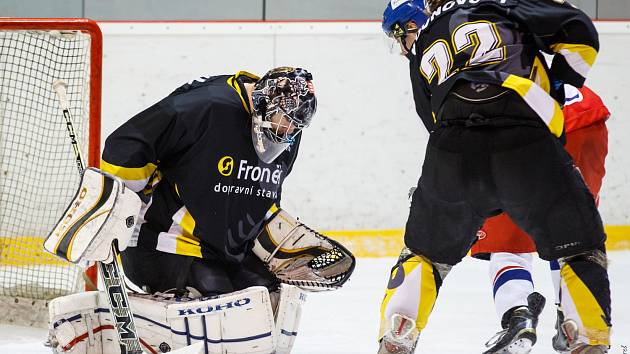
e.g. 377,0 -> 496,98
253,209 -> 355,291
43,167 -> 142,264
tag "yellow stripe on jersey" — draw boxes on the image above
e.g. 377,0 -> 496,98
561,264 -> 611,345
156,206 -> 202,258
175,237 -> 202,258
100,159 -> 157,180
548,103 -> 564,137
235,71 -> 260,81
179,208 -> 196,239
175,207 -> 201,258
527,55 -> 563,141
530,56 -> 550,93
264,203 -> 280,221
100,159 -> 157,193
550,43 -> 597,79
142,170 -> 162,197
227,71 -> 260,114
501,74 -> 564,137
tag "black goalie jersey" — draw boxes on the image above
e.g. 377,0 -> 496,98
101,71 -> 300,263
409,0 -> 599,136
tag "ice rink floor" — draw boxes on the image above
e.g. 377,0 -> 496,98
2,252 -> 629,354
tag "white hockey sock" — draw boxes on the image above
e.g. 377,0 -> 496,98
489,252 -> 534,320
549,259 -> 561,305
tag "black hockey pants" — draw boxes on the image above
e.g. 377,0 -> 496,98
404,89 -> 606,265
121,246 -> 278,296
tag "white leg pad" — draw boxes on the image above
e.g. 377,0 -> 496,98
126,293 -> 173,353
48,291 -> 118,354
274,284 -> 307,354
49,287 -> 278,354
165,286 -> 276,354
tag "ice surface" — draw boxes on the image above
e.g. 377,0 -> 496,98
2,252 -> 629,354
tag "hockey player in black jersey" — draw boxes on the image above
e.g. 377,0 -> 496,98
378,1 -> 611,354
44,67 -> 355,354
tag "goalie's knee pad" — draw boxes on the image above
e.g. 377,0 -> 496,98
379,248 -> 451,341
558,249 -> 611,347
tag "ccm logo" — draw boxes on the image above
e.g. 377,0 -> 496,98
177,297 -> 251,316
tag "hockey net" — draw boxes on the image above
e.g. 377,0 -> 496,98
0,18 -> 101,326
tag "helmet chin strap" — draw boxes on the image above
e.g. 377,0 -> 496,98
402,40 -> 415,57
392,22 -> 418,57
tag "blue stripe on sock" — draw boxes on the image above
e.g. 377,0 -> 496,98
549,260 -> 560,271
493,269 -> 533,297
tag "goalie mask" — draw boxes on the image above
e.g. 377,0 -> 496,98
251,67 -> 317,163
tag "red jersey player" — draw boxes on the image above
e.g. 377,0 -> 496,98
474,84 -> 610,353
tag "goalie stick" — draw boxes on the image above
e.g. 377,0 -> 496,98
52,79 -> 143,354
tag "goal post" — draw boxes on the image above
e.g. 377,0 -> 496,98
0,18 -> 102,326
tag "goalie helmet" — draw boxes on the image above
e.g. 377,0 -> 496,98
382,0 -> 428,39
251,67 -> 317,163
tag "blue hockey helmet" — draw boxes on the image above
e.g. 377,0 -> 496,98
382,0 -> 428,38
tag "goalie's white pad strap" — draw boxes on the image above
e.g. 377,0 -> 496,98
275,284 -> 307,354
44,167 -> 142,263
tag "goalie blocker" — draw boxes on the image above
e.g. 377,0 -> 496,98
43,167 -> 141,264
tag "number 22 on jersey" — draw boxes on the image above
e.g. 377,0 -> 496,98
420,20 -> 506,85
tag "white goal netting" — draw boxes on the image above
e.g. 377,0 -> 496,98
0,20 -> 101,307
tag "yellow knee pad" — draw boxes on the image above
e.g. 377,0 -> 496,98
559,250 -> 611,346
378,249 -> 449,340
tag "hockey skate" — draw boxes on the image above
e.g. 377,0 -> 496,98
483,292 -> 546,354
378,313 -> 419,354
553,315 -> 608,354
553,307 -> 571,353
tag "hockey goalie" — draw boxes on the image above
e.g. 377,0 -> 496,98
44,67 -> 355,354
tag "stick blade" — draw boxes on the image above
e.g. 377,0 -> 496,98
52,79 -> 68,91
